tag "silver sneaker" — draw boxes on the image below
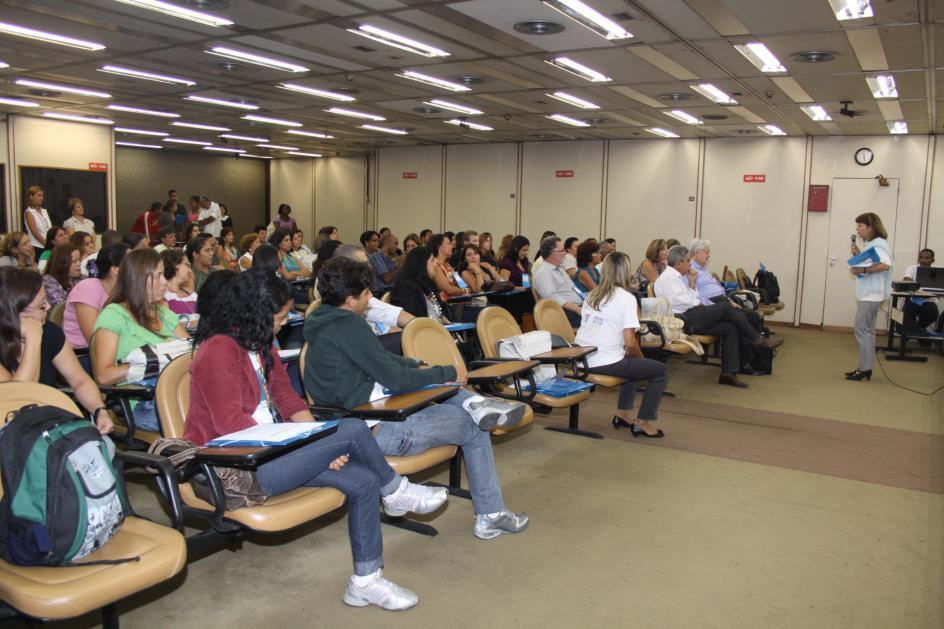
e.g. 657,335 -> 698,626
473,509 -> 530,540
343,570 -> 419,611
462,396 -> 527,431
382,477 -> 448,517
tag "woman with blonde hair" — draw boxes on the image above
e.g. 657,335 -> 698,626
846,212 -> 893,381
23,185 -> 52,254
575,251 -> 669,438
0,231 -> 37,269
633,239 -> 668,292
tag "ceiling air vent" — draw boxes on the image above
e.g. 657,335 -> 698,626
702,114 -> 728,120
658,92 -> 692,101
454,75 -> 485,85
513,21 -> 565,35
186,0 -> 228,8
414,106 -> 441,114
790,51 -> 837,63
352,45 -> 377,53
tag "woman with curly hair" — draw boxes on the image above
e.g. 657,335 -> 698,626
41,243 -> 82,308
0,231 -> 37,270
185,268 -> 445,611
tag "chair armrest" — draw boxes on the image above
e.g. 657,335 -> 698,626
467,360 -> 540,384
99,383 -> 154,399
115,450 -> 186,531
530,346 -> 596,363
308,403 -> 350,419
352,385 -> 460,420
639,318 -> 667,347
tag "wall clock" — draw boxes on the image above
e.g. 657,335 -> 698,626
855,147 -> 874,166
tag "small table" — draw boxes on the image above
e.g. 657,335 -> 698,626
531,346 -> 596,363
196,422 -> 340,469
884,290 -> 941,362
351,385 -> 461,420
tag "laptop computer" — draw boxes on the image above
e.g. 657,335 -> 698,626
915,266 -> 944,293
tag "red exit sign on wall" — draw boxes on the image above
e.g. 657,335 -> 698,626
743,174 -> 766,183
402,171 -> 417,179
555,170 -> 574,178
89,162 -> 108,171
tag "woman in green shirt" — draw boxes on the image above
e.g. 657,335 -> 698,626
93,248 -> 189,431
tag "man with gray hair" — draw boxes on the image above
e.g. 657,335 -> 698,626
655,245 -> 782,388
688,238 -> 726,305
533,236 -> 583,327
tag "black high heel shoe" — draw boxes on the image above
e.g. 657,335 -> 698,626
845,369 -> 872,381
630,424 -> 665,439
612,416 -> 633,430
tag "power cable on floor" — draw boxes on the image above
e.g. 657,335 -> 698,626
875,350 -> 944,396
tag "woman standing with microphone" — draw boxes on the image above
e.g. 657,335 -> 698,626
847,212 -> 893,381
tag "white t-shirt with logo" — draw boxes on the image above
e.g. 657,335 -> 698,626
575,287 -> 640,368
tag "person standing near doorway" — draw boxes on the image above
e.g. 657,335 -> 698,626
847,212 -> 893,382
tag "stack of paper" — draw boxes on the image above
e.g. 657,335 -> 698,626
207,421 -> 338,447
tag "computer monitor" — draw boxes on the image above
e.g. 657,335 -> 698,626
915,266 -> 944,292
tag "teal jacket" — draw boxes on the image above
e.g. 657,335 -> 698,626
303,304 -> 457,410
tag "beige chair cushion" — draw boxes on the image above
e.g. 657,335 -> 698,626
490,404 -> 534,437
385,445 -> 457,475
533,299 -> 576,344
179,484 -> 346,532
585,373 -> 627,388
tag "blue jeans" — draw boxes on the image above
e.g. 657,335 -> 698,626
373,390 -> 505,515
255,419 -> 402,576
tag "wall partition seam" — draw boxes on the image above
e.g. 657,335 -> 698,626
599,139 -> 609,240
794,135 -> 814,326
310,158 -> 316,234
515,143 -> 523,235
440,144 -> 446,232
4,115 -> 13,231
695,138 -> 706,238
108,126 -> 116,231
919,135 -> 934,248
371,151 -> 379,230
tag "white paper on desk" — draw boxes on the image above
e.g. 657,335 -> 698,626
206,422 -> 333,447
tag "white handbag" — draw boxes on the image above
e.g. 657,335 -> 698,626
122,339 -> 192,383
497,330 -> 557,383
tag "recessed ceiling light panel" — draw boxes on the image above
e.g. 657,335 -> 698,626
800,104 -> 832,121
43,112 -> 114,125
758,124 -> 786,135
15,79 -> 110,98
646,127 -> 679,138
99,64 -> 195,85
184,95 -> 258,110
733,42 -> 786,73
347,24 -> 449,58
424,99 -> 483,115
206,46 -> 309,73
108,104 -> 180,117
277,83 -> 356,101
690,83 -> 737,105
664,109 -> 702,124
828,0 -> 873,20
546,113 -> 591,127
287,129 -> 334,139
326,106 -> 385,121
444,119 -> 493,131
0,20 -> 105,50
241,114 -> 303,127
547,91 -> 600,109
545,57 -> 612,82
887,120 -> 908,134
395,70 -> 471,92
866,75 -> 898,99
113,0 -> 234,27
171,121 -> 231,131
115,126 -> 169,136
542,0 -> 632,41
360,124 -> 408,135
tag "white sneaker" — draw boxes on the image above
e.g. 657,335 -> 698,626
473,510 -> 530,540
343,570 -> 419,611
462,395 -> 527,431
382,477 -> 448,517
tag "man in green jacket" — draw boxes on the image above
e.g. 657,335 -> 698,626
304,257 -> 529,540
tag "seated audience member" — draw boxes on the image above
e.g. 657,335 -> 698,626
305,257 -> 530,540
530,230 -> 557,277
161,249 -> 198,315
901,248 -> 939,333
428,234 -> 467,300
81,229 -> 122,277
42,244 -> 82,308
124,233 -> 150,251
575,252 -> 668,438
0,267 -> 113,434
63,197 -> 95,237
92,249 -> 189,431
499,236 -> 532,287
688,239 -> 725,304
456,244 -> 501,293
418,229 -> 433,246
38,227 -> 69,272
402,233 -> 420,256
359,230 -> 380,257
666,238 -> 680,249
314,225 -> 340,252
563,237 -> 580,278
153,227 -> 177,254
479,232 -> 498,267
63,243 -> 129,349
187,233 -> 215,292
311,239 -> 345,292
369,233 -> 400,293
0,231 -> 37,270
238,233 -> 260,272
533,237 -> 584,327
187,268 -> 443,611
216,227 -> 239,271
904,248 -> 935,281
599,238 -> 616,259
654,245 -> 782,388
573,240 -> 601,293
634,239 -> 667,293
252,244 -> 283,277
268,229 -> 310,282
450,231 -> 479,267
496,233 -> 514,261
290,229 -> 315,268
390,246 -> 447,323
181,222 -> 201,249
70,230 -> 96,268
130,202 -> 164,243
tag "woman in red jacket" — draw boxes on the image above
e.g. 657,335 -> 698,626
185,269 -> 445,611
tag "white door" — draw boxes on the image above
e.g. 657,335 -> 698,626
822,178 -> 899,328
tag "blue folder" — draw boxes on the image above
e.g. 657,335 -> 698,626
847,247 -> 880,266
207,420 -> 339,447
525,376 -> 594,398
445,322 -> 476,332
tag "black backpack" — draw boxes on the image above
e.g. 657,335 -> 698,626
0,405 -> 132,566
743,346 -> 776,375
753,270 -> 781,304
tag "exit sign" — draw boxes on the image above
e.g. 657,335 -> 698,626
743,174 -> 766,183
89,162 -> 108,171
402,171 -> 417,179
555,170 -> 574,178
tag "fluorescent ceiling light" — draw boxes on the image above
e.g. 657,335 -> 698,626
690,83 -> 737,105
546,113 -> 591,127
171,121 -> 231,131
733,42 -> 786,73
206,46 -> 308,73
162,137 -> 212,146
241,114 -> 303,127
829,0 -> 873,21
800,104 -> 832,121
758,124 -> 786,136
242,154 -> 273,159
15,79 -> 110,98
257,143 -> 298,150
204,146 -> 246,153
43,112 -> 114,125
115,126 -> 168,136
0,96 -> 39,107
287,129 -> 334,139
326,106 -> 385,121
545,57 -> 612,83
0,61 -> 8,68
646,127 -> 679,138
0,20 -> 106,51
287,151 -> 323,157
346,24 -> 449,58
277,83 -> 355,101
116,141 -> 161,149
546,91 -> 599,110
360,124 -> 408,135
220,133 -> 269,142
444,119 -> 493,131
184,95 -> 258,110
866,75 -> 898,99
664,109 -> 702,125
542,0 -> 632,41
99,65 -> 195,85
113,0 -> 233,27
396,70 -> 471,92
424,99 -> 483,115
107,104 -> 179,117
887,120 -> 908,134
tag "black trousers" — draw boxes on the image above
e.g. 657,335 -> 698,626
902,299 -> 940,332
564,307 -> 582,328
680,302 -> 760,373
589,356 -> 668,420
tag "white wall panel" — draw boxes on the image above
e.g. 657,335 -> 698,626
925,137 -> 944,257
606,139 -> 699,265
801,136 -> 929,325
444,143 -> 518,237
376,145 -> 443,238
270,158 -> 314,237
520,140 -> 604,250
702,138 -> 807,323
315,156 -> 366,244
